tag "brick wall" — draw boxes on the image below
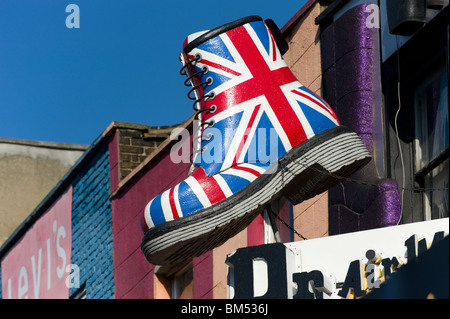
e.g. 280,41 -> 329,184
70,145 -> 114,298
114,123 -> 173,182
282,1 -> 329,240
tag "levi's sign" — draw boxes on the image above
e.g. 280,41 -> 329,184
1,187 -> 73,299
226,218 -> 449,299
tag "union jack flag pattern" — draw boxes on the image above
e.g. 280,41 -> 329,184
141,16 -> 370,266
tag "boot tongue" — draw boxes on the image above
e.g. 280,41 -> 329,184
180,30 -> 209,177
182,30 -> 209,51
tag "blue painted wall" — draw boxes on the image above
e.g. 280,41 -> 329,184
70,145 -> 114,298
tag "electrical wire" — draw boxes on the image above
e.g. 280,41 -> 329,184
394,35 -> 406,225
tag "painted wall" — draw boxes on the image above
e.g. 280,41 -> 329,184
109,123 -> 192,298
70,145 -> 114,298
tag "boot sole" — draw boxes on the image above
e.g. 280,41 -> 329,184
141,126 -> 371,267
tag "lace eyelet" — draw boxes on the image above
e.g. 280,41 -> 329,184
204,133 -> 213,141
207,91 -> 216,101
209,105 -> 217,114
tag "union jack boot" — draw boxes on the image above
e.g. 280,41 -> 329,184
141,16 -> 370,266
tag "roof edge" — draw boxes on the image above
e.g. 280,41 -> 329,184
281,0 -> 320,35
0,137 -> 88,151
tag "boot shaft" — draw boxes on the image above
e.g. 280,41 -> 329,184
180,17 -> 340,176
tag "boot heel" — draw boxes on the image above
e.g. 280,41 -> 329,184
284,164 -> 331,205
282,131 -> 371,205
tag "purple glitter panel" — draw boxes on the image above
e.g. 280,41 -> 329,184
337,90 -> 375,135
335,48 -> 375,101
334,5 -> 376,59
321,3 -> 402,233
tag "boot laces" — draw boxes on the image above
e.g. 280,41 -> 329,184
180,52 -> 217,164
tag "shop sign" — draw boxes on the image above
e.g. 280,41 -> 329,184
1,187 -> 73,299
226,218 -> 448,299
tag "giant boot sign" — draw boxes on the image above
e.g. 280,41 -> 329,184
140,15 -> 370,267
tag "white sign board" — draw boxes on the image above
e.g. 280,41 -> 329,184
227,218 -> 449,299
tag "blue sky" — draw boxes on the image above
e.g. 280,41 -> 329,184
0,0 -> 307,145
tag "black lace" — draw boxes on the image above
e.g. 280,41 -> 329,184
180,53 -> 217,163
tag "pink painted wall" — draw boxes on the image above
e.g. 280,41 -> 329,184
193,251 -> 213,298
108,126 -> 193,299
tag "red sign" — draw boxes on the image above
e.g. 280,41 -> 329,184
1,187 -> 73,299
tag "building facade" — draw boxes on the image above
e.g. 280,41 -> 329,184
0,138 -> 87,246
0,0 -> 448,299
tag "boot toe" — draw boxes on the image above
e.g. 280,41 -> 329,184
141,163 -> 271,233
